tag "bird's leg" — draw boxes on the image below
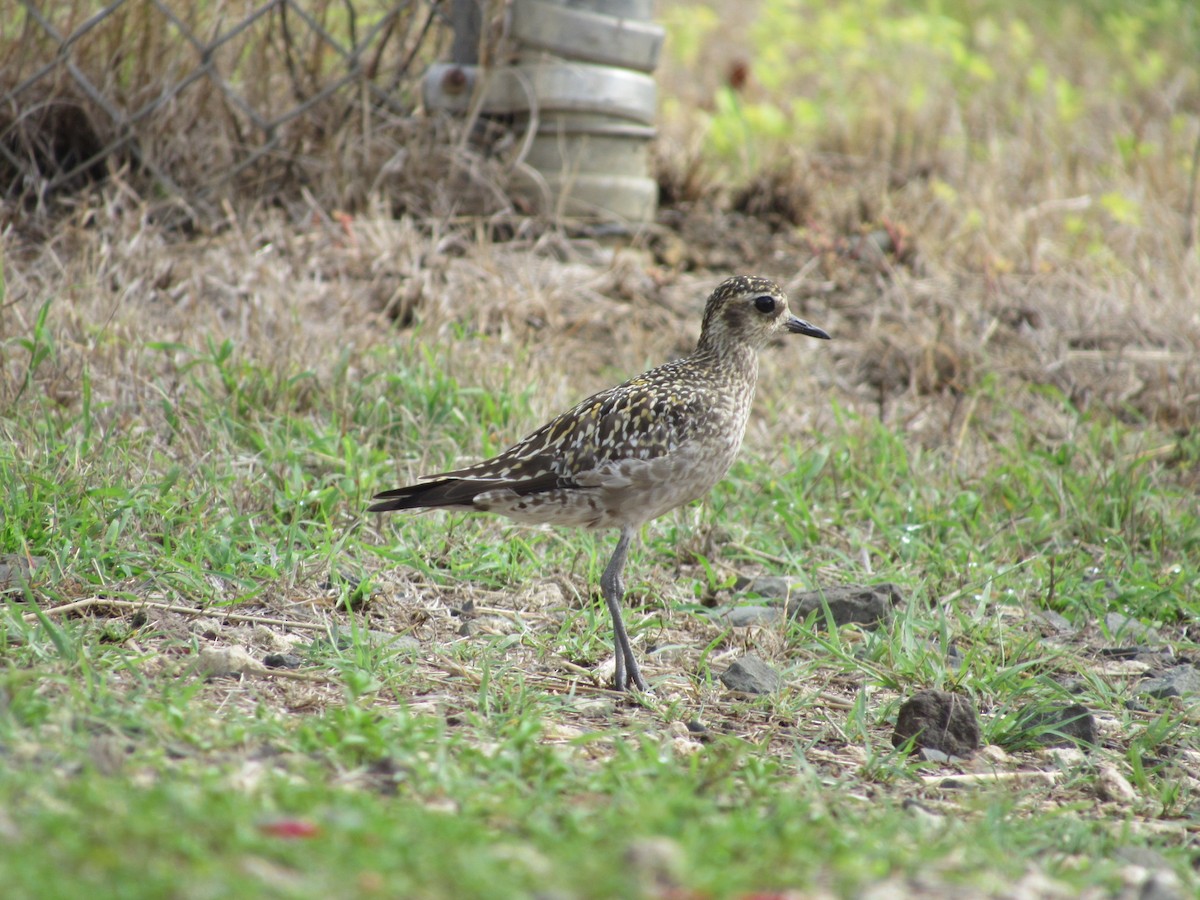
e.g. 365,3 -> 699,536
601,526 -> 647,692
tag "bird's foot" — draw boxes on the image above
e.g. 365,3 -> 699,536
613,648 -> 649,693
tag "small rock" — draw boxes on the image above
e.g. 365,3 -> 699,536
1139,665 -> 1200,699
975,745 -> 1011,766
194,646 -> 260,678
892,690 -> 981,758
263,653 -> 303,669
713,605 -> 782,627
785,583 -> 903,630
901,798 -> 945,829
1104,613 -> 1159,644
917,747 -> 955,763
1098,645 -> 1175,667
595,655 -> 617,686
1096,763 -> 1138,805
514,581 -> 566,611
1094,659 -> 1154,679
728,580 -> 903,630
719,654 -> 783,694
1039,746 -> 1087,767
1034,610 -> 1074,634
567,697 -> 615,718
1138,870 -> 1185,900
1015,703 -> 1097,748
465,612 -> 520,635
671,735 -> 703,756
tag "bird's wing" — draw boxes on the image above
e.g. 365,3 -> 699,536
423,373 -> 709,486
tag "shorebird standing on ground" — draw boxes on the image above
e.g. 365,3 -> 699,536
370,275 -> 830,692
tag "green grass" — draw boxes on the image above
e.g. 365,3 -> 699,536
0,726 -> 1148,899
0,647 -> 1184,899
3,313 -> 1198,896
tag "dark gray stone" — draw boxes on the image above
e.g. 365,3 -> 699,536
1139,665 -> 1200,699
892,690 -> 981,758
719,655 -> 783,694
1138,871 -> 1185,900
785,583 -> 903,630
1015,703 -> 1097,748
728,580 -> 902,631
917,747 -> 954,763
1034,610 -> 1074,634
263,653 -> 303,669
1112,847 -> 1184,900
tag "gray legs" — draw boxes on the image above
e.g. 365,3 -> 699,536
600,526 -> 647,692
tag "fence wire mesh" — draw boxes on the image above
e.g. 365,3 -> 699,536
1,0 -> 452,210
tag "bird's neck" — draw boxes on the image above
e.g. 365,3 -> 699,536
691,340 -> 759,390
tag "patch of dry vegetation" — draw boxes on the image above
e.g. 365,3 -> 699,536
0,0 -> 525,219
5,1 -> 1198,452
654,0 -> 1200,439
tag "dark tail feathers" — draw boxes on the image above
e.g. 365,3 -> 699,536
368,471 -> 564,513
367,478 -> 481,513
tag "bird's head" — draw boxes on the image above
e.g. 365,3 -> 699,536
698,275 -> 830,354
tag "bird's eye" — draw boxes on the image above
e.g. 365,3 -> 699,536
754,295 -> 777,314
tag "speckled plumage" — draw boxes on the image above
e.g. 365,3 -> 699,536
370,275 -> 830,691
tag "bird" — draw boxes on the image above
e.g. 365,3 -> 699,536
369,275 -> 830,692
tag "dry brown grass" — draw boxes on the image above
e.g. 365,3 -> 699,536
0,0 -> 511,218
5,190 -> 1196,498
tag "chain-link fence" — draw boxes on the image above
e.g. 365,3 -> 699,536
1,0 -> 453,212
